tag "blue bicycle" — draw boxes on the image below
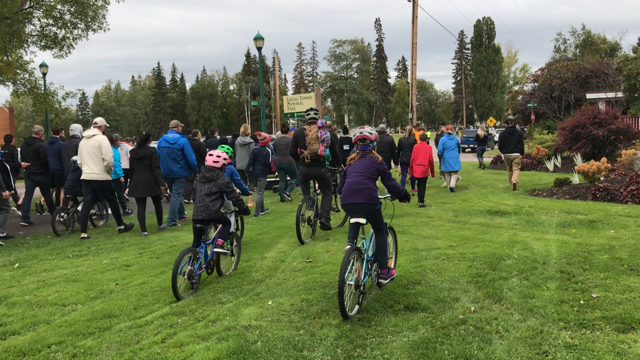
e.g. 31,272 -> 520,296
337,195 -> 398,320
171,212 -> 242,301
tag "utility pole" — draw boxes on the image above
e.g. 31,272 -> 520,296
409,0 -> 419,127
462,56 -> 467,129
275,51 -> 281,131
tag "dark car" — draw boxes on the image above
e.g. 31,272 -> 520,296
460,129 -> 495,153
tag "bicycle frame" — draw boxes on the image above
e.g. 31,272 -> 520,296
180,225 -> 223,278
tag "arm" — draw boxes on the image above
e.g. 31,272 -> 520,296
519,133 -> 525,155
379,162 -> 406,198
182,139 -> 199,174
245,150 -> 255,175
498,133 -> 505,153
222,177 -> 247,210
101,138 -> 114,175
151,152 -> 166,189
457,140 -> 461,154
437,140 -> 444,156
428,149 -> 435,177
229,166 -> 250,194
289,130 -> 300,162
39,143 -> 50,173
409,149 -> 415,176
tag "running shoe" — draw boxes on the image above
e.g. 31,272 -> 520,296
180,214 -> 189,222
213,240 -> 229,254
12,207 -> 22,216
0,241 -> 4,246
20,220 -> 34,226
419,203 -> 427,208
35,202 -> 43,215
80,235 -> 92,241
253,213 -> 262,218
319,220 -> 332,231
168,223 -> 181,227
141,232 -> 149,237
260,208 -> 270,215
449,187 -> 455,193
123,209 -> 134,216
0,234 -> 14,240
411,188 -> 417,193
158,225 -> 167,231
284,192 -> 292,202
124,194 -> 131,202
378,269 -> 396,285
118,223 -> 135,234
344,241 -> 354,251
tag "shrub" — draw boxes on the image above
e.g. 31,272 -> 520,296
528,131 -> 558,152
616,149 -> 640,175
553,177 -> 572,188
575,158 -> 612,184
556,106 -> 640,160
490,154 -> 504,165
621,185 -> 640,204
531,145 -> 550,162
590,183 -> 621,203
521,158 -> 542,171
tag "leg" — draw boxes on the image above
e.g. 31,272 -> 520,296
20,176 -> 36,223
316,168 -> 333,226
151,194 -> 164,226
112,179 -> 128,213
123,168 -> 130,191
183,173 -> 196,201
10,190 -> 20,207
276,164 -> 286,201
285,164 -> 299,194
191,219 -> 208,249
97,180 -> 125,227
135,198 -> 147,233
0,199 -> 11,235
342,203 -> 369,246
37,175 -> 56,215
511,156 -> 521,185
504,155 -> 515,185
213,214 -> 231,242
79,181 -> 98,234
417,178 -> 427,203
297,167 -> 311,199
400,163 -> 409,188
237,169 -> 248,185
166,178 -> 179,225
450,171 -> 459,188
255,178 -> 267,215
366,205 -> 389,270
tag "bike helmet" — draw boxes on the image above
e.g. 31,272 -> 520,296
352,126 -> 378,144
205,150 -> 230,168
70,156 -> 79,167
217,144 -> 234,158
305,107 -> 320,121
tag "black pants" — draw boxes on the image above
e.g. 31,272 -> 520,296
416,177 -> 428,204
80,180 -> 124,233
342,203 -> 389,270
298,166 -> 333,224
122,168 -> 131,190
135,195 -> 163,233
50,170 -> 66,206
183,173 -> 197,201
112,179 -> 128,213
192,216 -> 231,249
21,173 -> 56,222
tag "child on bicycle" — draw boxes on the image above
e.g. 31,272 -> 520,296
63,156 -> 83,204
337,126 -> 411,285
192,150 -> 251,252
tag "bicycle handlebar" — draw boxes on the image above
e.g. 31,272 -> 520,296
378,195 -> 394,200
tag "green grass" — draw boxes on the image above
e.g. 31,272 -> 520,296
2,163 -> 640,359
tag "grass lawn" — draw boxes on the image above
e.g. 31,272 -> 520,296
2,163 -> 640,359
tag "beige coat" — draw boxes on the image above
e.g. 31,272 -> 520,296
78,128 -> 113,181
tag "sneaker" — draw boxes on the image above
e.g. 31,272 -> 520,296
158,225 -> 167,231
213,240 -> 230,254
118,223 -> 135,234
260,208 -> 270,215
141,232 -> 149,237
80,235 -> 92,241
253,213 -> 262,218
512,183 -> 518,191
180,214 -> 189,222
319,220 -> 332,231
183,199 -> 191,204
35,203 -> 43,215
419,203 -> 427,208
449,187 -> 455,193
441,182 -> 447,188
12,207 -> 22,216
284,192 -> 292,202
0,234 -> 14,240
482,164 -> 486,170
412,188 -> 417,193
378,268 -> 396,285
168,223 -> 181,227
20,220 -> 34,226
345,241 -> 354,251
0,241 -> 4,246
123,209 -> 134,216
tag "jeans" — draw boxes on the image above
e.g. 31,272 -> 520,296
22,174 -> 56,223
399,162 -> 416,189
135,195 -> 163,233
298,166 -> 332,224
416,177 -> 428,203
166,177 -> 186,226
476,146 -> 487,162
79,180 -> 124,233
192,216 -> 231,249
112,179 -> 128,213
342,203 -> 389,270
0,198 -> 10,235
276,163 -> 298,200
254,177 -> 267,215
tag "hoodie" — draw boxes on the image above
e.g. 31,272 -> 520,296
20,136 -> 49,176
498,126 -> 525,155
78,128 -> 113,181
111,146 -> 124,179
246,145 -> 272,179
157,129 -> 198,178
62,124 -> 83,176
46,136 -> 65,173
234,136 -> 255,171
193,166 -> 247,220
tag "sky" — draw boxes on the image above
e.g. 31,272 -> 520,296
1,0 -> 639,105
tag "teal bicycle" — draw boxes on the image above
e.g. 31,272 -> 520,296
337,195 -> 398,320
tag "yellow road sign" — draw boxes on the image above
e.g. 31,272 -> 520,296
487,117 -> 497,127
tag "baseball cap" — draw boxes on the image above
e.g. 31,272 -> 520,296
290,126 -> 296,131
445,125 -> 454,131
377,124 -> 387,132
113,134 -> 121,140
169,120 -> 184,129
92,117 -> 109,127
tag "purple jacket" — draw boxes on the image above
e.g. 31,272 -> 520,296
337,155 -> 406,206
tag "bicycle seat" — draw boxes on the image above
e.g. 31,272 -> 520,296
350,218 -> 367,225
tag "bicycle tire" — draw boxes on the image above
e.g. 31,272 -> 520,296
214,232 -> 241,277
296,197 -> 317,245
51,207 -> 75,237
377,225 -> 398,289
338,246 -> 365,320
89,202 -> 109,228
171,247 -> 201,301
330,193 -> 347,229
235,214 -> 244,241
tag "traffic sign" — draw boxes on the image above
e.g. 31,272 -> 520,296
527,103 -> 538,107
531,113 -> 536,122
251,101 -> 262,106
487,117 -> 497,127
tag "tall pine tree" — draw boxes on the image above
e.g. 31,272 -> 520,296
177,72 -> 188,125
308,40 -> 320,90
167,63 -> 181,123
452,30 -> 471,126
394,56 -> 409,83
292,42 -> 310,94
76,89 -> 91,125
470,17 -> 504,125
150,62 -> 169,136
371,17 -> 392,123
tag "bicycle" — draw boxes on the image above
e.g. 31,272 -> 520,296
328,166 -> 348,229
51,196 -> 110,237
171,218 -> 242,301
337,195 -> 398,320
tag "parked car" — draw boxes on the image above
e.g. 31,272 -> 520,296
460,129 -> 495,152
494,128 -> 504,144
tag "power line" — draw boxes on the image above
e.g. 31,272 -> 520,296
511,0 -> 551,52
447,0 -> 474,25
417,4 -> 457,40
467,0 -> 510,44
354,3 -> 408,38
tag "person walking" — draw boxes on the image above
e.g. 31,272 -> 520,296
413,123 -> 425,144
157,120 -> 198,227
375,124 -> 398,169
2,134 -> 22,212
437,125 -> 462,193
235,124 -> 255,206
339,126 -> 354,167
19,125 -> 56,226
107,134 -> 133,216
409,133 -> 436,207
475,125 -> 489,170
273,125 -> 298,202
113,134 -> 133,196
397,125 -> 417,191
204,128 -> 219,151
77,118 -> 134,240
0,150 -> 16,242
46,127 -> 66,207
434,125 -> 446,179
184,129 -> 207,204
498,119 -> 525,191
246,132 -> 272,217
129,132 -> 167,237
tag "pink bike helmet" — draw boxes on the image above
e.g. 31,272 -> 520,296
205,150 -> 230,168
352,126 -> 378,144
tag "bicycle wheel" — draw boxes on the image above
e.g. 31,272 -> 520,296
51,207 -> 75,237
330,193 -> 347,229
338,247 -> 365,320
235,214 -> 244,241
214,232 -> 241,277
296,197 -> 317,245
89,202 -> 109,228
377,225 -> 398,289
171,247 -> 201,301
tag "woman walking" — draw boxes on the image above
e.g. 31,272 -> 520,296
273,125 -> 298,202
128,132 -> 167,237
409,133 -> 436,208
475,125 -> 488,169
234,124 -> 255,206
397,125 -> 417,191
437,125 -> 462,193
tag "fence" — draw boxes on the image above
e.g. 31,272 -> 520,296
622,116 -> 640,130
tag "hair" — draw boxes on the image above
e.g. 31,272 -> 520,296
281,124 -> 289,135
209,128 -> 218,137
437,125 -> 446,135
106,134 -> 116,147
240,124 -> 251,137
419,133 -> 429,142
32,125 -> 44,135
135,131 -> 152,149
342,125 -> 349,135
446,127 -> 454,135
52,127 -> 62,136
477,125 -> 486,139
191,129 -> 201,138
505,119 -> 514,126
3,134 -> 13,145
404,125 -> 413,138
347,142 -> 384,166
219,136 -> 229,145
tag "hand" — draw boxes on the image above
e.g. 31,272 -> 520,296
397,191 -> 411,204
21,162 -> 30,168
2,191 -> 9,200
120,177 -> 125,183
161,186 -> 167,192
236,189 -> 241,194
241,206 -> 251,216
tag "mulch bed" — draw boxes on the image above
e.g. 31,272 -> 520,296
529,176 -> 627,202
488,156 -> 577,173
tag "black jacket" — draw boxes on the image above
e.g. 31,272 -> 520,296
62,135 -> 81,177
20,136 -> 49,176
0,159 -> 15,193
188,137 -> 207,169
289,123 -> 342,168
193,166 -> 247,220
397,135 -> 417,164
128,146 -> 166,198
204,137 -> 219,152
376,133 -> 398,168
434,132 -> 445,148
498,126 -> 525,155
339,136 -> 354,165
328,132 -> 342,168
1,144 -> 21,179
475,133 -> 489,147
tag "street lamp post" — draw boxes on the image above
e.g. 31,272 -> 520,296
253,32 -> 267,133
39,61 -> 50,139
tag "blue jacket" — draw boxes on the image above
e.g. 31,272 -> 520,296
111,146 -> 124,179
224,161 -> 250,195
246,145 -> 271,179
157,129 -> 198,178
437,133 -> 461,172
46,136 -> 65,173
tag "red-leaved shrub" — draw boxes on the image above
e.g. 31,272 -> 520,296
556,106 -> 640,161
491,154 -> 504,165
590,183 -> 621,203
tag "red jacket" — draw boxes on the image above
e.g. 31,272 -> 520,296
409,142 -> 436,178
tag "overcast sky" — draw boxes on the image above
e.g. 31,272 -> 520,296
2,0 -> 639,105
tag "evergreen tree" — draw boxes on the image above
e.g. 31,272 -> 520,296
150,62 -> 169,136
308,40 -> 320,90
451,30 -> 471,125
76,89 -> 91,125
292,42 -> 310,94
371,18 -> 392,123
177,72 -> 188,125
282,74 -> 290,96
167,62 -> 181,122
394,56 -> 409,82
389,79 -> 410,129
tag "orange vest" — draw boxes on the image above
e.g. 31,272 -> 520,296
414,130 -> 424,144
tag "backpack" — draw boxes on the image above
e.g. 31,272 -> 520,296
301,124 -> 331,162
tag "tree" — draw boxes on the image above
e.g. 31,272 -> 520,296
308,41 -> 320,90
76,90 -> 92,125
416,79 -> 437,127
451,30 -> 471,126
150,62 -> 169,136
371,17 -> 392,124
469,17 -> 505,125
389,79 -> 409,129
552,24 -> 623,63
394,56 -> 409,83
618,37 -> 640,115
502,41 -> 531,119
187,66 -> 219,134
167,63 -> 181,123
176,72 -> 188,124
292,42 -> 310,94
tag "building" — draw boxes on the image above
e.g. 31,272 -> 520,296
585,92 -> 624,111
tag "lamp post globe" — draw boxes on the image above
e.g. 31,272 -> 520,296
253,32 -> 267,133
39,61 -> 50,139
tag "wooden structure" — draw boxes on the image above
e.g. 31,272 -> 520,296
0,106 -> 16,144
